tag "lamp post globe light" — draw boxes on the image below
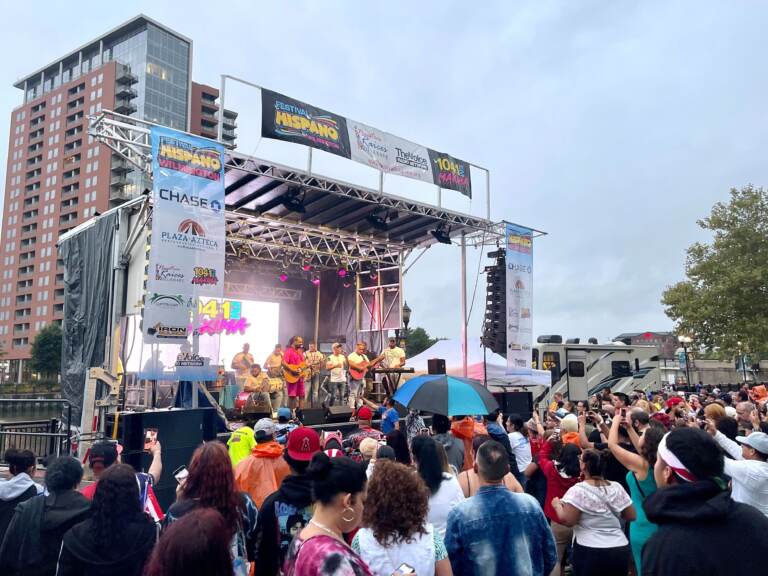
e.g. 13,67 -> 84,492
678,335 -> 693,387
398,301 -> 412,348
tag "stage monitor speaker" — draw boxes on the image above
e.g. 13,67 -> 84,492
301,408 -> 326,426
428,358 -> 446,375
325,405 -> 353,423
493,391 -> 534,420
120,408 -> 217,510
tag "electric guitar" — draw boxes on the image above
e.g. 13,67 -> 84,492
348,354 -> 385,381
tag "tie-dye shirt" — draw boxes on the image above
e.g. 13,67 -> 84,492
444,485 -> 557,576
284,534 -> 373,576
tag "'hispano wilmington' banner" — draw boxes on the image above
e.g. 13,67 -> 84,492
505,223 -> 534,376
144,126 -> 226,349
261,89 -> 472,198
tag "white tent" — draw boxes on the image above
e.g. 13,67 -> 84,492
404,337 -> 551,387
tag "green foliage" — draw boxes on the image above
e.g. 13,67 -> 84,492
404,326 -> 441,357
30,323 -> 63,377
662,185 -> 768,357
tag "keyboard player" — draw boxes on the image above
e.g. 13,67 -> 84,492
380,336 -> 407,396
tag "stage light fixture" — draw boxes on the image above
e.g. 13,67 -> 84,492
278,272 -> 288,282
337,268 -> 348,278
430,223 -> 453,245
302,263 -> 312,272
281,188 -> 306,214
311,275 -> 320,286
366,210 -> 390,231
370,269 -> 378,281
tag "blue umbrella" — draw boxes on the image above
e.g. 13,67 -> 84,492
393,374 -> 498,417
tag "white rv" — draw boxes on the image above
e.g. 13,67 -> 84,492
532,336 -> 661,402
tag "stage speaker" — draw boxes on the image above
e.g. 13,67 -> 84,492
120,408 -> 217,510
301,408 -> 326,426
325,405 -> 353,423
493,391 -> 533,420
428,358 -> 446,375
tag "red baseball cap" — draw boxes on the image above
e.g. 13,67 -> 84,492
357,406 -> 373,421
666,397 -> 684,408
286,428 -> 321,461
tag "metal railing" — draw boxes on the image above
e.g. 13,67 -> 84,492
0,398 -> 72,463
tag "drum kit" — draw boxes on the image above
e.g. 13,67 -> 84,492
233,391 -> 271,414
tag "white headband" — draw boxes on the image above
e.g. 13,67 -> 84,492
657,432 -> 697,483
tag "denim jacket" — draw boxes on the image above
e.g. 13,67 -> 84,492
444,485 -> 556,576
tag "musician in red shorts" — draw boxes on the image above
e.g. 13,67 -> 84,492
282,336 -> 306,415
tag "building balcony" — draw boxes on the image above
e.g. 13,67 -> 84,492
201,102 -> 219,114
115,86 -> 138,100
111,157 -> 131,173
114,99 -> 137,115
116,65 -> 138,85
110,185 -> 134,202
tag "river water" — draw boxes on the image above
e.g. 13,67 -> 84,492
0,403 -> 64,423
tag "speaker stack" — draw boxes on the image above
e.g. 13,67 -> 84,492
427,358 -> 446,375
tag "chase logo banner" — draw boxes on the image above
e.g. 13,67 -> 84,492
145,126 -> 226,353
262,89 -> 351,158
505,223 -> 533,376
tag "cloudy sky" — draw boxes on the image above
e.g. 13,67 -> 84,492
2,1 -> 766,343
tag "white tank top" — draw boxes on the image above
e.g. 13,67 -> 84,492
356,523 -> 436,576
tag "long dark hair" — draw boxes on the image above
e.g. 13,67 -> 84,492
640,426 -> 664,467
181,442 -> 243,530
385,430 -> 411,466
90,464 -> 144,548
410,435 -> 443,495
556,444 -> 582,478
145,508 -> 233,576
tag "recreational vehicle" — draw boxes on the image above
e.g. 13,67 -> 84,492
532,336 -> 661,402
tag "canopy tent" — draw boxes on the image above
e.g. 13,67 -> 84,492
405,337 -> 551,387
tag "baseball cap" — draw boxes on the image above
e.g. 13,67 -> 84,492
357,406 -> 373,421
88,441 -> 118,468
724,406 -> 737,418
254,418 -> 276,437
286,428 -> 321,461
666,397 -> 684,408
277,407 -> 292,420
736,432 -> 768,456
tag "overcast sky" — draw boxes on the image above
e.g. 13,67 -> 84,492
2,1 -> 766,344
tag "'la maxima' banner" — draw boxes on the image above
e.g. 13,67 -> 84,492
144,126 -> 226,363
506,223 -> 533,376
261,89 -> 473,198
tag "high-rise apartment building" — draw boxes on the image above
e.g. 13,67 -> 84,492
0,15 -> 236,381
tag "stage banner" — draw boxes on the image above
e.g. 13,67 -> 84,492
261,88 -> 473,197
347,120 -> 434,184
505,223 -> 533,376
261,88 -> 351,158
144,126 -> 226,363
427,150 -> 473,198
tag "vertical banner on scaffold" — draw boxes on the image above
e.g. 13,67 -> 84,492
506,223 -> 533,375
142,127 -> 225,379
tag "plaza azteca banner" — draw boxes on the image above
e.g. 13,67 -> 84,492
506,223 -> 533,376
144,126 -> 226,345
261,89 -> 473,198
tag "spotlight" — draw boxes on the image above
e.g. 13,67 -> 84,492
311,275 -> 320,286
369,268 -> 378,281
338,268 -> 348,278
430,223 -> 453,245
279,272 -> 288,282
343,280 -> 352,288
281,188 -> 306,214
302,263 -> 312,272
366,210 -> 389,231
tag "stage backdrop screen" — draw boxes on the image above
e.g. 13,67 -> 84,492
131,299 -> 279,380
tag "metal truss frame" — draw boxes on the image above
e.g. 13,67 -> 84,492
88,110 -> 505,247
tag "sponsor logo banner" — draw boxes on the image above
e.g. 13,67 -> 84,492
346,120 -> 433,185
506,223 -> 533,376
262,89 -> 351,158
261,88 -> 473,198
145,127 -> 226,355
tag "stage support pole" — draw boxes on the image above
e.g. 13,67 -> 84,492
314,277 -> 321,347
460,232 -> 468,378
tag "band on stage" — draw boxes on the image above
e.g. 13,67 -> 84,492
230,336 -> 411,420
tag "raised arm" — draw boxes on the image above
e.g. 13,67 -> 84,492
607,415 -> 646,475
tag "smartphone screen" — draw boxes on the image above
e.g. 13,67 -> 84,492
144,428 -> 158,450
173,465 -> 188,484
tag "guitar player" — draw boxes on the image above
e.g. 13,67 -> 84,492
282,336 -> 307,416
347,341 -> 387,409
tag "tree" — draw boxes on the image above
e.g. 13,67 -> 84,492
404,326 -> 440,357
661,185 -> 768,357
30,323 -> 63,378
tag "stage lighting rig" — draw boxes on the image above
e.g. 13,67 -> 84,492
430,223 -> 453,245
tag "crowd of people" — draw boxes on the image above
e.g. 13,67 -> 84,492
1,383 -> 768,575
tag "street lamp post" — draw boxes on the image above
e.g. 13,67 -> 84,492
398,301 -> 411,349
737,341 -> 748,386
678,335 -> 693,388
